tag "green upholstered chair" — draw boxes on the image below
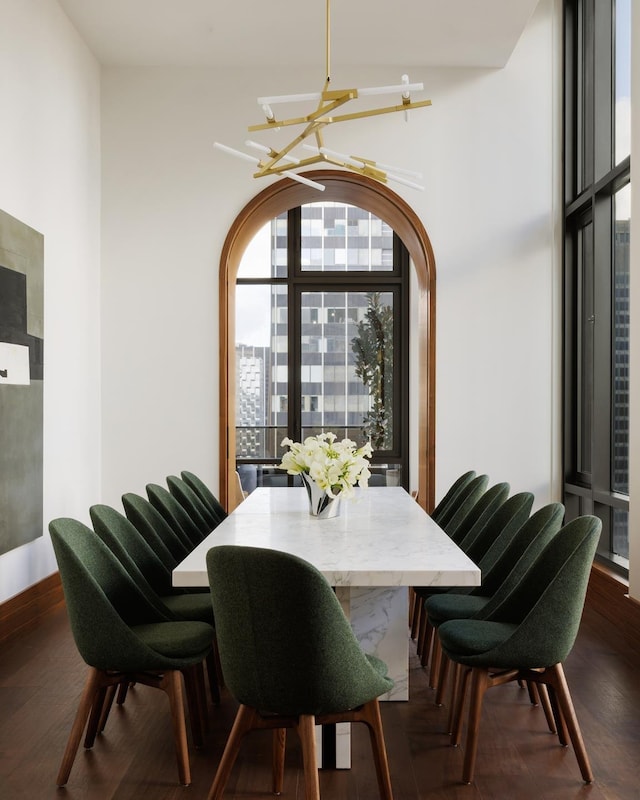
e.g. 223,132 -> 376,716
422,492 -> 535,687
49,517 -> 213,787
411,475 -> 491,647
426,502 -> 565,711
414,481 -> 511,666
122,491 -> 192,567
205,545 -> 394,800
409,470 -> 477,636
89,504 -> 221,703
147,482 -> 206,547
181,469 -> 228,522
167,474 -> 221,534
437,514 -> 601,784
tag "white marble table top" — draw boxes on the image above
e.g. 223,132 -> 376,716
172,486 -> 480,589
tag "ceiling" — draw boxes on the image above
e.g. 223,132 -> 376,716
57,0 -> 541,70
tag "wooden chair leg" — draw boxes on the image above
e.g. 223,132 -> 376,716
546,664 -> 593,783
419,616 -> 434,668
56,667 -> 103,786
536,683 -> 557,734
272,728 -> 286,795
527,681 -> 539,705
447,662 -> 462,735
181,664 -> 206,747
547,683 -> 569,746
429,635 -> 442,689
207,704 -> 259,800
84,685 -> 109,747
296,714 -> 320,800
462,668 -> 490,784
161,670 -> 191,786
117,680 -> 131,704
416,604 -> 426,658
358,699 -> 394,800
451,666 -> 472,747
435,651 -> 450,706
410,590 -> 422,639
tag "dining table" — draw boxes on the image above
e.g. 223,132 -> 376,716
172,485 -> 480,767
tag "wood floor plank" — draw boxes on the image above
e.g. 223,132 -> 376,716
0,602 -> 638,799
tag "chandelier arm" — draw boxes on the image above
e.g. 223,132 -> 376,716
325,99 -> 432,125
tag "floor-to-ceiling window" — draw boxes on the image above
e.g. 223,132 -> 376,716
563,0 -> 631,573
234,202 -> 409,492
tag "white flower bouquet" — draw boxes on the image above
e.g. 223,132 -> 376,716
278,432 -> 373,499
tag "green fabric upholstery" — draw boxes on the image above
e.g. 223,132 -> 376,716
438,515 -> 601,669
426,502 -> 565,626
207,545 -> 393,716
436,474 -> 489,533
431,470 -> 477,524
49,517 -> 213,672
89,504 -> 214,625
147,482 -> 205,547
458,491 -> 533,563
181,470 -> 228,522
450,481 -> 510,545
122,491 -> 191,566
167,474 -> 221,533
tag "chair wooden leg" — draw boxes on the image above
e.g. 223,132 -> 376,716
84,685 -> 109,747
161,670 -> 191,786
536,683 -> 557,734
296,714 -> 320,800
547,684 -> 569,745
451,666 -> 472,747
546,664 -> 593,783
56,667 -> 103,786
272,728 -> 287,795
416,604 -> 426,658
419,616 -> 434,669
428,635 -> 442,689
435,651 -> 450,706
181,664 -> 206,747
207,704 -> 259,800
527,681 -> 539,705
462,668 -> 490,784
447,662 -> 462,736
117,680 -> 131,704
359,699 -> 394,800
410,590 -> 422,639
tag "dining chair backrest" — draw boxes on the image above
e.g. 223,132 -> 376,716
472,502 -> 565,601
90,504 -> 177,606
122,491 -> 192,564
206,544 -> 393,716
49,517 -> 178,671
439,474 -> 490,537
449,481 -> 510,545
467,515 -> 601,668
458,490 -> 533,562
431,470 -> 477,523
181,470 -> 228,522
146,483 -> 204,547
167,474 -> 219,532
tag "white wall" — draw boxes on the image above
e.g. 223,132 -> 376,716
0,0 -> 101,603
100,1 -> 560,510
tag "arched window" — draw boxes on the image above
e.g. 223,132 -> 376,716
219,170 -> 436,511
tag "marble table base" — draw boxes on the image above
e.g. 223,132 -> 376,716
316,585 -> 409,769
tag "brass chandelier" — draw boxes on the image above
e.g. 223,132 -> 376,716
214,0 -> 431,192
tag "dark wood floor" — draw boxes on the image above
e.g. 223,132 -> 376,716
1,602 -> 638,800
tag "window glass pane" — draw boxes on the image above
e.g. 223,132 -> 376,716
300,291 -> 394,451
612,183 -> 630,494
300,202 -> 394,272
577,221 -> 594,477
615,0 -> 631,164
235,284 -> 287,459
237,214 -> 287,278
612,509 -> 629,560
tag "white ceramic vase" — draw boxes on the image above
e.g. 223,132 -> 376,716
299,472 -> 341,519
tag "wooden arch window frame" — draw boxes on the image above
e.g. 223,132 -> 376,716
219,169 -> 436,512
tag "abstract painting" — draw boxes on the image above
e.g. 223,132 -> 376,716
0,209 -> 44,555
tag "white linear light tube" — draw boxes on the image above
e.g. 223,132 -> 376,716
257,82 -> 424,106
282,170 -> 326,191
245,140 -> 300,165
386,172 -> 424,191
213,142 -> 260,165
